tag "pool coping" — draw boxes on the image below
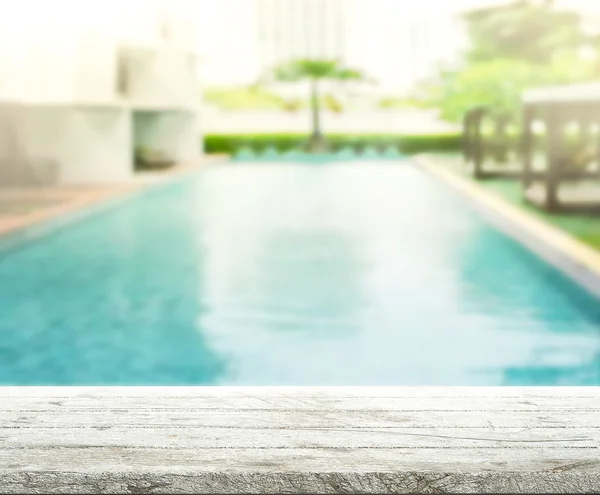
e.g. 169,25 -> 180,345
414,153 -> 600,300
0,154 -> 229,257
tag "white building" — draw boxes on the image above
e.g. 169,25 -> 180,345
256,0 -> 356,67
0,0 -> 202,187
357,7 -> 469,93
196,0 -> 468,93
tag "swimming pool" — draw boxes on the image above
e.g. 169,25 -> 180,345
1,161 -> 599,385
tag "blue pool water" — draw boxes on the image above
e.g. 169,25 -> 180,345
0,161 -> 599,385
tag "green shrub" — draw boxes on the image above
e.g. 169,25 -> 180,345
204,133 -> 461,155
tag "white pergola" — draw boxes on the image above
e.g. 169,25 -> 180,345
521,81 -> 600,212
523,82 -> 600,104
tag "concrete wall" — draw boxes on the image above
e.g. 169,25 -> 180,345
0,0 -> 200,106
74,31 -> 121,105
56,109 -> 133,185
0,0 -> 201,187
0,105 -> 28,186
126,49 -> 198,109
0,105 -> 133,187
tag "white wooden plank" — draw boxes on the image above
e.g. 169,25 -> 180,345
1,409 -> 596,429
1,446 -> 598,473
0,387 -> 599,493
1,468 -> 599,494
2,447 -> 600,494
6,473 -> 600,495
2,396 -> 599,411
3,426 -> 598,449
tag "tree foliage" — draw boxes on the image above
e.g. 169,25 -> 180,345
433,59 -> 546,122
267,59 -> 368,84
464,0 -> 584,65
434,55 -> 596,122
430,0 -> 594,123
263,59 -> 370,151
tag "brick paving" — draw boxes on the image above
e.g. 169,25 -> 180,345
0,155 -> 228,238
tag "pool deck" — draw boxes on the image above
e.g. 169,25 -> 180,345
0,387 -> 598,494
0,155 -> 228,240
525,182 -> 600,212
414,154 -> 600,299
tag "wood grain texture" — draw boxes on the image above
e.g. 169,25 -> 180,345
0,387 -> 599,494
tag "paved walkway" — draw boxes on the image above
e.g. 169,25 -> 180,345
439,154 -> 600,204
0,155 -> 228,239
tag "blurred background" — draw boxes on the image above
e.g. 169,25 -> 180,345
2,0 -> 600,176
196,0 -> 600,133
2,0 -> 600,386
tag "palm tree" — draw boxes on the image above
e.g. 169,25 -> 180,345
262,59 -> 371,153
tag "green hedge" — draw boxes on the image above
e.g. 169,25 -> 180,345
204,133 -> 461,155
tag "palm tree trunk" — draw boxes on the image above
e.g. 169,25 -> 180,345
310,79 -> 321,137
308,78 -> 327,152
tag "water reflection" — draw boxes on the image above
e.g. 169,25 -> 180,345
450,202 -> 600,385
195,164 -> 374,384
193,162 -> 600,385
0,182 -> 227,385
0,161 -> 599,385
501,354 -> 600,385
203,229 -> 368,334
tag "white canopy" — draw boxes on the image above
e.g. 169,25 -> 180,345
523,82 -> 600,104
